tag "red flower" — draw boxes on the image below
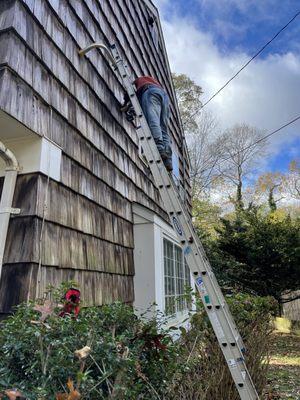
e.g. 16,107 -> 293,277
59,288 -> 81,318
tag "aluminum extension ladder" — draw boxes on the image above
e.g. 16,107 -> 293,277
79,43 -> 260,400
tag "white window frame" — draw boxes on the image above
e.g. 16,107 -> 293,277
163,237 -> 191,317
133,204 -> 194,326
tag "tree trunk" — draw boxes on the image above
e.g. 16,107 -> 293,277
278,299 -> 283,317
235,179 -> 244,213
268,187 -> 277,212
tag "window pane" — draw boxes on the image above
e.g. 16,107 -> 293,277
164,239 -> 191,315
175,245 -> 182,263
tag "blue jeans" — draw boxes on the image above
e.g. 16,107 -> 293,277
140,86 -> 172,163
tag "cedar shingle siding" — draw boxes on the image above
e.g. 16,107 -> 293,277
0,0 -> 190,313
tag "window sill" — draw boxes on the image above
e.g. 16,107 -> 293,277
163,309 -> 191,330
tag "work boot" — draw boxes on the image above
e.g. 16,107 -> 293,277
163,159 -> 173,172
160,152 -> 168,161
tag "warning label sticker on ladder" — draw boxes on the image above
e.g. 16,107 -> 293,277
172,216 -> 183,236
195,277 -> 206,293
228,359 -> 237,368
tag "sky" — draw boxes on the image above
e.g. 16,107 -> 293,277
154,0 -> 300,174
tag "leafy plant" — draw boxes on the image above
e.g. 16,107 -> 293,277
211,210 -> 300,312
0,284 -> 275,399
0,286 -> 177,399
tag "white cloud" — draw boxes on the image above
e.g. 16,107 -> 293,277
156,6 -> 300,163
197,0 -> 278,16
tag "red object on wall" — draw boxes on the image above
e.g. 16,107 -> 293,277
59,288 -> 81,318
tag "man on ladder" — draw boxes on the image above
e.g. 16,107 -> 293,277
79,42 -> 260,400
121,76 -> 173,172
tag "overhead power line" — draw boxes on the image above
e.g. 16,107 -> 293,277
223,114 -> 300,162
194,10 -> 300,114
203,114 -> 300,182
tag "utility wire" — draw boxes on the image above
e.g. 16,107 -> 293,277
227,114 -> 300,160
202,114 -> 300,182
191,10 -> 300,116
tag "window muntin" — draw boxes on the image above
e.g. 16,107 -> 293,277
164,239 -> 191,315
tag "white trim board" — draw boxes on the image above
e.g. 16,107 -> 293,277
133,204 -> 194,325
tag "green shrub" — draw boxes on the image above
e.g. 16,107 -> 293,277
0,291 -> 178,399
0,285 -> 275,399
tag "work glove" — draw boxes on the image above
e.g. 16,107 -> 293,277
125,106 -> 136,122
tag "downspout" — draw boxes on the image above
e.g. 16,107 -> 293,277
0,140 -> 20,281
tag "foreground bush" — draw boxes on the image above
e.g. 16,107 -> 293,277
0,300 -> 178,399
0,286 -> 276,399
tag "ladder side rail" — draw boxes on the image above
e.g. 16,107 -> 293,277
162,165 -> 245,347
164,180 -> 258,394
137,111 -> 259,399
114,55 -> 239,342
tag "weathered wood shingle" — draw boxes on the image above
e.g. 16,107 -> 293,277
0,0 -> 189,313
